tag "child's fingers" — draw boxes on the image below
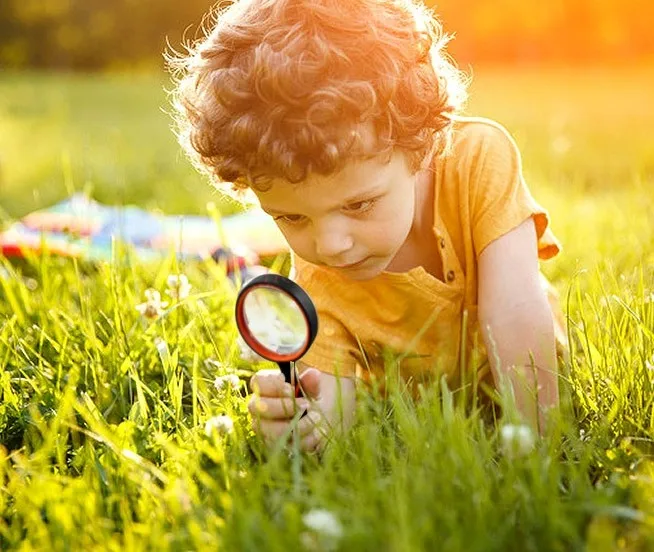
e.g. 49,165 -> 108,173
252,418 -> 296,442
251,408 -> 321,444
250,369 -> 293,397
298,412 -> 328,452
296,410 -> 324,438
248,395 -> 309,420
300,431 -> 323,453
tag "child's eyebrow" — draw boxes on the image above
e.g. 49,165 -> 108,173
342,186 -> 386,203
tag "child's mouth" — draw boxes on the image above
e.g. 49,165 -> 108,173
333,257 -> 369,269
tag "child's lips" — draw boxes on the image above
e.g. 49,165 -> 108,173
333,257 -> 369,269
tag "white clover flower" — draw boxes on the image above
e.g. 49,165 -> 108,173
302,509 -> 343,540
204,415 -> 234,437
500,423 -> 536,458
214,374 -> 241,391
25,277 -> 38,291
166,274 -> 192,300
646,357 -> 654,372
135,288 -> 169,319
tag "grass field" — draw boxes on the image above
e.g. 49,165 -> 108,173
0,67 -> 653,550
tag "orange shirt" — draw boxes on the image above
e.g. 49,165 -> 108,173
292,117 -> 564,390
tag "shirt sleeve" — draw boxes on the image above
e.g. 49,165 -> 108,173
464,121 -> 561,260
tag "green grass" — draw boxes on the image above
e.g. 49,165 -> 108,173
0,66 -> 653,550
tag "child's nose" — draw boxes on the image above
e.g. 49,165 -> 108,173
314,227 -> 354,259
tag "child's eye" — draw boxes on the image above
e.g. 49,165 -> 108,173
274,214 -> 306,225
343,199 -> 376,214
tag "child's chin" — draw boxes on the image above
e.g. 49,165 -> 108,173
342,264 -> 384,281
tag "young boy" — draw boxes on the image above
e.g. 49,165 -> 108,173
171,0 -> 566,451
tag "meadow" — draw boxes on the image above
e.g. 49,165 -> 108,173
0,66 -> 653,550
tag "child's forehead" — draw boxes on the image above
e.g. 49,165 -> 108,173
255,152 -> 407,212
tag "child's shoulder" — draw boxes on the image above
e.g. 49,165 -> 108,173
446,115 -> 522,168
450,115 -> 517,150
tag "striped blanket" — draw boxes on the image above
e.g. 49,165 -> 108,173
0,194 -> 288,265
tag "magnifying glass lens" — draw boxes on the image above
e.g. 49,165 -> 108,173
242,286 -> 308,357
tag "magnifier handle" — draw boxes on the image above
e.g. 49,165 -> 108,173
277,361 -> 303,398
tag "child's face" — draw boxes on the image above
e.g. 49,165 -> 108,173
254,151 -> 419,281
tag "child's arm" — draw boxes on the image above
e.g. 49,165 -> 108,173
248,367 -> 357,452
477,217 -> 559,434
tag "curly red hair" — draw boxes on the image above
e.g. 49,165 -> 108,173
170,0 -> 468,198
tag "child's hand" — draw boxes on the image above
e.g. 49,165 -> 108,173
248,367 -> 356,453
248,368 -> 316,451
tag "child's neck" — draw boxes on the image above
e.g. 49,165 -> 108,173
384,169 -> 444,280
412,166 -> 436,237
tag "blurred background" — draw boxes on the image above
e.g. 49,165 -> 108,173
1,0 -> 651,69
0,0 -> 652,220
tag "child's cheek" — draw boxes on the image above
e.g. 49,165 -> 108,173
284,231 -> 313,259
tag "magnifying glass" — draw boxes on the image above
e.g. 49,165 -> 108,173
235,273 -> 318,396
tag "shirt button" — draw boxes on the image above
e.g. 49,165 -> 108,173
439,237 -> 446,249
446,270 -> 455,282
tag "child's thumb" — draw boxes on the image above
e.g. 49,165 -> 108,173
298,367 -> 321,400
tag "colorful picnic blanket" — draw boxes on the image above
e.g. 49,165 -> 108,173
0,194 -> 289,264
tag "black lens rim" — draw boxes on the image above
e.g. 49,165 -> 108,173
235,273 -> 318,362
